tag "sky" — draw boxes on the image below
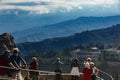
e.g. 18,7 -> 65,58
0,0 -> 120,15
0,0 -> 120,33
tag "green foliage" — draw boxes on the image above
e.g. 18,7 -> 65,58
18,24 -> 120,54
24,49 -> 72,64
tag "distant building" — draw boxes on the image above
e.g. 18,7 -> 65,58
99,49 -> 120,61
71,48 -> 100,61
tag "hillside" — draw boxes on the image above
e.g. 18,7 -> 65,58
17,24 -> 120,55
13,15 -> 120,43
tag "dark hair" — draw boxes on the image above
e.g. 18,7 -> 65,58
74,58 -> 78,61
4,50 -> 11,53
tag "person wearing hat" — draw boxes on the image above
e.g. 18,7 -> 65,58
10,48 -> 27,68
70,58 -> 80,80
90,62 -> 99,80
0,50 -> 16,78
29,57 -> 39,80
82,57 -> 93,80
83,57 -> 92,69
54,57 -> 63,80
54,57 -> 63,73
87,58 -> 92,62
9,48 -> 27,80
82,63 -> 92,80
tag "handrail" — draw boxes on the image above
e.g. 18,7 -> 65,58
0,66 -> 82,80
0,66 -> 114,80
0,66 -> 55,74
96,76 -> 104,80
98,69 -> 114,80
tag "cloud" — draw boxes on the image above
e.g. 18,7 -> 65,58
0,0 -> 120,15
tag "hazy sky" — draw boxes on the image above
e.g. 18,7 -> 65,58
0,0 -> 120,15
0,0 -> 120,33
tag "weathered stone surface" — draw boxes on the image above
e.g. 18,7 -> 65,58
0,33 -> 16,54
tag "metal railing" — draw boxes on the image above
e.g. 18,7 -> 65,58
98,69 -> 114,80
96,76 -> 104,80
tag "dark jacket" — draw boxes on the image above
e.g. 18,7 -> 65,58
71,60 -> 79,68
54,60 -> 63,72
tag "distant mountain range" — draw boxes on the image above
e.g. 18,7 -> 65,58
13,15 -> 120,43
17,24 -> 120,55
0,13 -> 65,33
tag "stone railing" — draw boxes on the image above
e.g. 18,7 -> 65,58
0,72 -> 104,80
39,73 -> 105,80
39,73 -> 83,80
0,66 -> 105,80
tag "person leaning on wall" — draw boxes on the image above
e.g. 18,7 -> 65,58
90,62 -> 99,80
54,57 -> 63,80
29,57 -> 39,80
0,50 -> 17,78
9,48 -> 27,80
82,58 -> 93,80
70,58 -> 80,80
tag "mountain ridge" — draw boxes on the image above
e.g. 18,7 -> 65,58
13,15 -> 120,43
17,24 -> 120,55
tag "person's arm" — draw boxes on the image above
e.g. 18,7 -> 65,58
9,55 -> 19,68
21,58 -> 27,68
9,62 -> 17,69
95,67 -> 99,75
36,62 -> 39,70
14,60 -> 20,68
60,61 -> 63,65
19,55 -> 27,68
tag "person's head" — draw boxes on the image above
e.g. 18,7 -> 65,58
56,57 -> 60,61
4,50 -> 11,56
87,57 -> 92,62
12,48 -> 19,55
90,62 -> 95,67
74,58 -> 78,62
32,57 -> 37,62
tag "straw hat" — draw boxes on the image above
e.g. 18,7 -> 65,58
90,62 -> 95,65
32,57 -> 37,61
56,57 -> 60,61
13,48 -> 19,52
87,57 -> 92,61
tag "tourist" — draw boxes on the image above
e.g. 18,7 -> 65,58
83,57 -> 92,69
54,57 -> 63,80
70,58 -> 80,80
29,57 -> 39,80
9,48 -> 27,80
84,57 -> 92,65
90,62 -> 99,80
0,50 -> 16,78
82,62 -> 92,80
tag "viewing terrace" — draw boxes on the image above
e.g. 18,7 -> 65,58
0,66 -> 114,80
